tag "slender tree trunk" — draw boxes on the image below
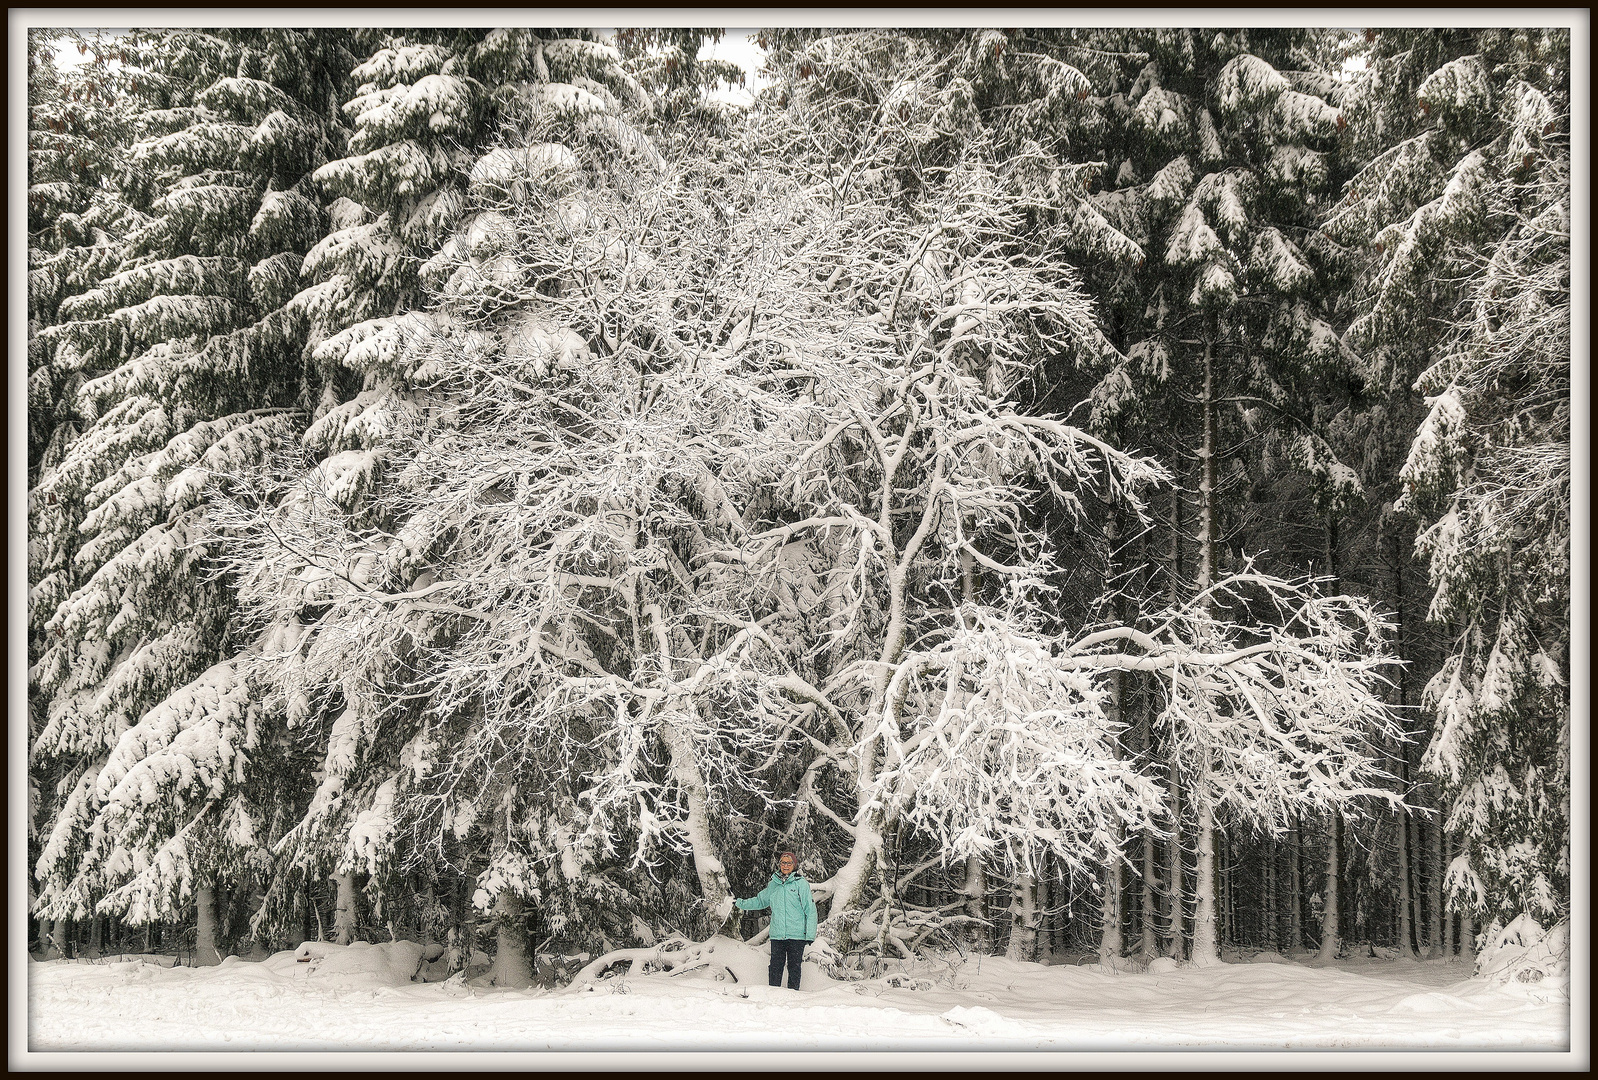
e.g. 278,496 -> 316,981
1138,687 -> 1158,959
1220,836 -> 1231,949
1389,527 -> 1417,959
1227,838 -> 1238,948
1005,870 -> 1038,962
1140,832 -> 1158,959
1442,831 -> 1457,958
293,883 -> 309,950
1165,778 -> 1184,959
1164,482 -> 1185,961
1287,813 -> 1304,953
1460,892 -> 1476,963
1100,671 -> 1125,966
332,871 -> 358,946
1314,517 -> 1344,965
1050,864 -> 1066,962
1034,864 -> 1048,961
1410,801 -> 1426,949
1188,340 -> 1221,968
1438,814 -> 1450,958
1396,799 -> 1417,959
86,912 -> 104,959
195,881 -> 223,966
1264,835 -> 1278,951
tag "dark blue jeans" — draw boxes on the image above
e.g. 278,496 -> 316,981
769,938 -> 805,989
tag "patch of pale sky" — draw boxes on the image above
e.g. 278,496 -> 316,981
699,29 -> 769,106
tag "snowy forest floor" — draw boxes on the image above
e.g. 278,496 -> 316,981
26,938 -> 1568,1052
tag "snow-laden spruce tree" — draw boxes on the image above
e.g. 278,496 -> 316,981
30,28 -> 652,966
255,29 -> 651,957
26,30 -> 146,482
1327,27 -> 1571,938
181,42 -> 674,980
26,28 -> 152,955
1058,28 -> 1386,963
28,29 -> 365,960
298,31 -> 648,409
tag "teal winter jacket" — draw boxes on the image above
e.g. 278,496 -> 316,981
736,872 -> 818,941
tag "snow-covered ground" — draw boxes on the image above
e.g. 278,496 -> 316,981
22,937 -> 1570,1058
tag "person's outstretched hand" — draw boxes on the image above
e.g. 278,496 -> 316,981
715,895 -> 736,922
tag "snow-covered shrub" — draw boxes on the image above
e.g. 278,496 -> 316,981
1474,915 -> 1569,998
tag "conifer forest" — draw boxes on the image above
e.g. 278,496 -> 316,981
25,25 -> 1572,997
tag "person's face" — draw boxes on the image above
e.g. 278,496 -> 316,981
779,854 -> 796,875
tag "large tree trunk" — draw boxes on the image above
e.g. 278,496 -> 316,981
1316,815 -> 1341,964
332,871 -> 358,945
487,889 -> 533,987
802,526 -> 920,939
638,570 -> 733,936
658,712 -> 732,935
37,917 -> 61,959
1191,796 -> 1220,966
964,855 -> 989,954
195,881 -> 223,966
1099,856 -> 1124,966
1005,870 -> 1038,962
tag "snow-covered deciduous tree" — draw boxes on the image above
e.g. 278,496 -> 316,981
211,35 -> 1188,967
1070,572 -> 1405,963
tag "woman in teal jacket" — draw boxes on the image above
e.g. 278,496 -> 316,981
734,851 -> 818,989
